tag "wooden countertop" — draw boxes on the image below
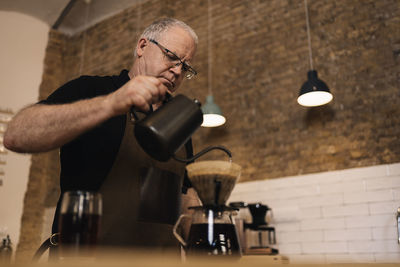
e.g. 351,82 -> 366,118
6,250 -> 399,267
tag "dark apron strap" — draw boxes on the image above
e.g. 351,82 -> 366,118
182,138 -> 194,194
31,233 -> 59,262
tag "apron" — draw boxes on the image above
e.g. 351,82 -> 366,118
98,113 -> 187,250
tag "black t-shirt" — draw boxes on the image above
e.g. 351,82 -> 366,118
40,70 -> 130,193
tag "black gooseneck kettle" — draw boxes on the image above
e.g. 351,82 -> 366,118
130,93 -> 231,162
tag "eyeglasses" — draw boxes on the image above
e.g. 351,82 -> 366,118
149,39 -> 197,79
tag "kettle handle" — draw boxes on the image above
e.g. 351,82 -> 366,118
129,105 -> 153,123
173,214 -> 191,247
129,92 -> 172,122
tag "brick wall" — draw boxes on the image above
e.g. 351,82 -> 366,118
16,0 -> 400,261
39,0 -> 400,182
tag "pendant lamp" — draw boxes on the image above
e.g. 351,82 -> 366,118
297,0 -> 333,107
201,0 -> 226,127
201,95 -> 226,127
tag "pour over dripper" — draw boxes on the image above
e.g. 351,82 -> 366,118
186,161 -> 241,206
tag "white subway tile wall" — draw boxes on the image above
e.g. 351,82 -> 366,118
393,189 -> 400,200
325,253 -> 375,263
228,163 -> 400,263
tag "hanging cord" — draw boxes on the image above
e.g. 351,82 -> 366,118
207,0 -> 212,95
79,0 -> 91,75
304,0 -> 314,70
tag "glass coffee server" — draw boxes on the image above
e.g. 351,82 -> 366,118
173,160 -> 242,259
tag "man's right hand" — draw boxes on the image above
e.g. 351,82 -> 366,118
106,75 -> 169,116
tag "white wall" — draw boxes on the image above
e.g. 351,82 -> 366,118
229,163 -> 400,264
0,11 -> 48,253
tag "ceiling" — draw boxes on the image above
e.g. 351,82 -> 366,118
0,0 -> 142,35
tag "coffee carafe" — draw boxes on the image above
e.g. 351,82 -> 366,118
173,160 -> 242,258
229,202 -> 251,253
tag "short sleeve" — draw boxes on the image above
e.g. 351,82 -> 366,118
38,75 -> 112,105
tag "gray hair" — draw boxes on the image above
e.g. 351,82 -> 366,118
133,18 -> 198,57
140,18 -> 198,45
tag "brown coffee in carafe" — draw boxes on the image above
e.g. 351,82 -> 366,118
187,223 -> 240,257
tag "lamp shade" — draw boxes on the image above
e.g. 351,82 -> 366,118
201,95 -> 226,127
297,70 -> 333,107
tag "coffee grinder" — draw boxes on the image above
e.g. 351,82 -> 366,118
244,203 -> 278,255
173,160 -> 242,259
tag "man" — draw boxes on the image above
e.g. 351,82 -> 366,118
4,18 -> 200,251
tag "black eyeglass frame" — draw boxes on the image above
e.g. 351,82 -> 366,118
149,39 -> 197,79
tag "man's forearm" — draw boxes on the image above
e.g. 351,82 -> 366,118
4,95 -> 113,153
4,75 -> 170,153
